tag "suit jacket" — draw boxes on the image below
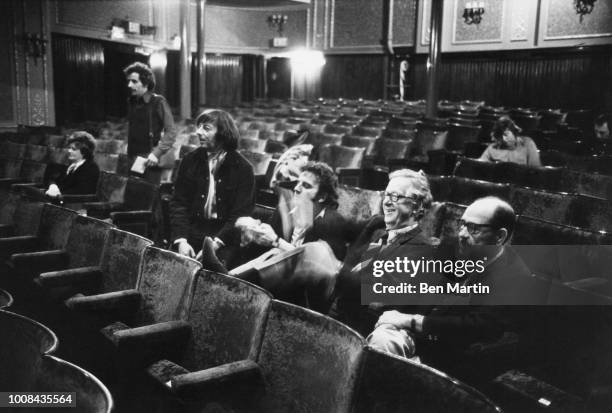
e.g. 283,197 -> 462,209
170,147 -> 255,245
331,217 -> 439,336
127,91 -> 176,159
422,245 -> 533,347
268,207 -> 352,260
56,160 -> 99,195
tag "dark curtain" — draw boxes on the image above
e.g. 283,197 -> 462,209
411,47 -> 612,111
242,54 -> 265,102
205,54 -> 242,107
52,34 -> 105,125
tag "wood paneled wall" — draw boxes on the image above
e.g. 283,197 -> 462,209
204,55 -> 243,107
411,47 -> 612,111
53,35 -> 106,125
321,55 -> 385,100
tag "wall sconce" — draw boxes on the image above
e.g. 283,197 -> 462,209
463,1 -> 485,25
23,33 -> 48,60
268,14 -> 288,36
575,0 -> 596,21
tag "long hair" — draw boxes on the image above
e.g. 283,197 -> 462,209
492,116 -> 521,140
195,109 -> 240,151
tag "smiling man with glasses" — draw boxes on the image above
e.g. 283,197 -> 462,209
330,169 -> 440,346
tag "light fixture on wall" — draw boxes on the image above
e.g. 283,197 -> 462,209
575,0 -> 596,21
23,33 -> 48,60
463,1 -> 485,25
268,14 -> 288,36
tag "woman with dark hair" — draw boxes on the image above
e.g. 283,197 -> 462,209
45,131 -> 100,198
170,109 -> 255,263
479,115 -> 541,166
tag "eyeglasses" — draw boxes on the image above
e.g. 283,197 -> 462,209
383,192 -> 418,204
457,219 -> 495,235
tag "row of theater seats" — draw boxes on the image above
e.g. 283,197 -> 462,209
254,181 -> 612,286
0,169 -> 159,244
0,198 -> 504,413
0,309 -> 114,413
3,193 -> 612,411
231,98 -> 600,159
454,157 -> 612,199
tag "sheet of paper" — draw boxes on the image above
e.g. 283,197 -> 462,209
130,156 -> 147,174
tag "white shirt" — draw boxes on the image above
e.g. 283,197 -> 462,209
203,151 -> 226,219
67,159 -> 86,174
386,222 -> 419,244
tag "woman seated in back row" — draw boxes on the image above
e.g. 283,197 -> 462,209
479,116 -> 541,167
45,131 -> 100,198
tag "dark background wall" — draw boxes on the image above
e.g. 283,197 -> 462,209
410,46 -> 612,112
321,55 -> 386,100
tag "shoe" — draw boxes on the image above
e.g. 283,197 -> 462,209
200,237 -> 228,274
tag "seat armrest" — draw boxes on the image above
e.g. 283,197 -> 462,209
65,289 -> 141,318
83,202 -> 124,219
147,360 -> 190,388
107,321 -> 192,367
0,235 -> 39,260
11,249 -> 69,278
109,210 -> 152,223
171,359 -> 261,399
35,266 -> 102,290
61,194 -> 98,204
493,370 -> 584,412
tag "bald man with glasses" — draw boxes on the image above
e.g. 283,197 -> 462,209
367,196 -> 533,369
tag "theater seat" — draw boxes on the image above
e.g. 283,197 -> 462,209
0,193 -> 43,239
24,144 -> 49,162
0,204 -> 77,265
342,135 -> 378,157
239,150 -> 272,176
568,194 -> 612,232
35,228 -> 152,314
0,310 -> 113,413
337,185 -> 383,221
65,245 -> 197,324
66,247 -> 199,374
493,286 -> 612,413
513,215 -> 612,281
0,288 -> 13,308
373,138 -> 412,166
453,157 -> 497,182
163,300 -> 365,412
10,215 -> 113,303
318,144 -> 365,171
83,176 -> 157,237
145,272 -> 272,409
437,202 -> 467,240
50,171 -> 128,213
354,346 -> 501,413
238,137 -> 268,152
509,187 -> 574,225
